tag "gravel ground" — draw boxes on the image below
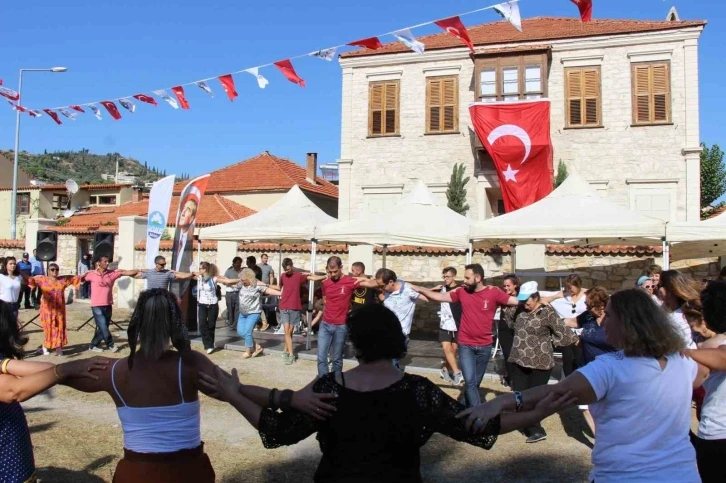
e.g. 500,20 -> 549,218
18,302 -> 598,482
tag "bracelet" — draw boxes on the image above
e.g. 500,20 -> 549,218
269,388 -> 279,411
278,389 -> 294,410
53,365 -> 62,381
514,391 -> 524,412
1,358 -> 10,375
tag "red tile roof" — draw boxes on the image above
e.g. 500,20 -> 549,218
0,183 -> 133,192
48,193 -> 255,234
546,245 -> 662,255
340,16 -> 706,58
173,152 -> 338,199
0,239 -> 25,249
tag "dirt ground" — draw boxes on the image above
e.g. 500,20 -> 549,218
18,302 -> 600,482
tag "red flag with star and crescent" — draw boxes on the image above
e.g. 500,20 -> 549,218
469,100 -> 553,212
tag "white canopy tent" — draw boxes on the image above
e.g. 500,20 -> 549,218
316,181 -> 472,261
470,173 -> 666,247
199,185 -> 337,350
667,211 -> 726,260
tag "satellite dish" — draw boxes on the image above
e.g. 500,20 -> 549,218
62,209 -> 75,218
65,179 -> 79,195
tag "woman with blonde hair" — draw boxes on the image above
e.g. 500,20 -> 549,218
237,267 -> 281,359
659,270 -> 700,347
461,288 -> 708,483
195,262 -> 240,355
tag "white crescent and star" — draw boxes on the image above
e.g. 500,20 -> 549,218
487,124 -> 532,183
503,164 -> 519,182
446,27 -> 461,37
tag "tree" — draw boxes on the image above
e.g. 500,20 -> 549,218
554,159 -> 568,189
700,142 -> 726,210
446,163 -> 470,215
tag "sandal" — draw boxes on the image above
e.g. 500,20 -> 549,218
241,351 -> 252,359
252,344 -> 264,358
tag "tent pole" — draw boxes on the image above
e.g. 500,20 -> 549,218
662,238 -> 670,271
466,241 -> 473,265
277,243 -> 282,285
306,239 -> 317,352
511,244 -> 517,274
382,245 -> 388,269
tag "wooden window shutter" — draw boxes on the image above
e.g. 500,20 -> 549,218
566,68 -> 601,127
651,64 -> 670,122
368,81 -> 399,136
632,62 -> 670,124
566,70 -> 582,126
426,76 -> 458,133
583,69 -> 600,125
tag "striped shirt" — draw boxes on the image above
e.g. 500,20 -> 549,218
141,269 -> 176,290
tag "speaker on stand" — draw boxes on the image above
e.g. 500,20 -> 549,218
36,231 -> 58,262
92,232 -> 115,261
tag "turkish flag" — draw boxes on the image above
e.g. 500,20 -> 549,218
218,74 -> 238,101
348,37 -> 383,50
70,105 -> 85,113
469,100 -> 553,212
435,16 -> 474,52
42,109 -> 62,125
274,60 -> 305,88
571,0 -> 592,22
100,100 -> 122,120
171,86 -> 190,110
133,94 -> 158,107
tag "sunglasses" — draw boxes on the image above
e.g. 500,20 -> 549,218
157,263 -> 166,268
571,303 -> 577,314
49,268 -> 59,272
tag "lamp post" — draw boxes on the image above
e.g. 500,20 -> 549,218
10,67 -> 67,240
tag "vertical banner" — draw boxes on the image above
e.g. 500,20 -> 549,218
170,175 -> 210,299
145,175 -> 176,269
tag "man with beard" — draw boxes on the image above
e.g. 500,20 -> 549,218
411,264 -> 518,407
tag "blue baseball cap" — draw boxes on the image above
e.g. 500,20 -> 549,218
637,275 -> 651,287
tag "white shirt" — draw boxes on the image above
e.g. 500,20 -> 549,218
668,308 -> 696,348
698,339 -> 726,440
383,280 -> 419,336
439,285 -> 457,332
0,274 -> 22,303
578,351 -> 699,483
196,277 -> 218,305
546,292 -> 587,319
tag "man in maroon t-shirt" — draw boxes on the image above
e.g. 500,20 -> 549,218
279,258 -> 325,365
317,256 -> 360,377
412,264 -> 517,407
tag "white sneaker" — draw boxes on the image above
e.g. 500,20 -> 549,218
206,348 -> 214,355
453,372 -> 464,386
37,346 -> 50,356
108,346 -> 120,353
439,367 -> 453,383
273,325 -> 285,335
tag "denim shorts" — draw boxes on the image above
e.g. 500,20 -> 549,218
280,309 -> 301,326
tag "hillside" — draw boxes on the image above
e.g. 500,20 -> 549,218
0,149 -> 177,185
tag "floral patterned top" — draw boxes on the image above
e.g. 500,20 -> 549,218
508,304 -> 579,370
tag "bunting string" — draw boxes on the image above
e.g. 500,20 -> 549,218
4,0 -> 574,123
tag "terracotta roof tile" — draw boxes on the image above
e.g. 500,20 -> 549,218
172,152 -> 338,199
340,17 -> 706,58
0,183 -> 133,192
706,205 -> 726,219
0,239 -> 25,249
546,245 -> 662,255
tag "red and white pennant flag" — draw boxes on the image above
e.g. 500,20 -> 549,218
274,60 -> 305,87
571,0 -> 592,22
171,86 -> 190,110
435,16 -> 474,52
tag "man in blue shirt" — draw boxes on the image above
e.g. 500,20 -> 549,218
17,252 -> 33,309
29,249 -> 45,308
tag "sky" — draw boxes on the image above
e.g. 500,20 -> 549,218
2,0 -> 724,179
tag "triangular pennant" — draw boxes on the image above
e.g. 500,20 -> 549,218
245,68 -> 269,89
392,29 -> 425,54
493,1 -> 523,32
118,98 -> 136,113
133,94 -> 158,107
310,48 -> 337,61
571,0 -> 592,22
152,89 -> 179,109
28,110 -> 43,118
348,37 -> 383,50
70,105 -> 85,113
171,86 -> 190,110
0,85 -> 20,102
218,74 -> 238,101
435,16 -> 475,52
88,104 -> 102,120
273,60 -> 306,88
100,101 -> 122,120
8,102 -> 27,113
58,108 -> 77,120
195,81 -> 214,97
42,109 -> 63,125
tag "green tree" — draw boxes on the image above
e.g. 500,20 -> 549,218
446,163 -> 470,215
700,142 -> 726,210
554,159 -> 568,189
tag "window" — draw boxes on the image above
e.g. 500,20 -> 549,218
89,196 -> 97,205
16,193 -> 30,215
426,76 -> 458,133
52,193 -> 69,210
476,149 -> 496,172
97,195 -> 117,205
565,67 -> 601,127
368,81 -> 399,136
632,62 -> 671,125
475,53 -> 548,102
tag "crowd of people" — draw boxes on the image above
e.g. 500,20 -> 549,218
1,250 -> 725,482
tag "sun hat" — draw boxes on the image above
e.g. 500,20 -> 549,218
637,275 -> 651,287
517,281 -> 539,301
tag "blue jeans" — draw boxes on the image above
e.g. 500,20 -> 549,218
90,306 -> 114,349
459,344 -> 493,407
317,321 -> 347,377
393,335 -> 410,371
237,313 -> 261,348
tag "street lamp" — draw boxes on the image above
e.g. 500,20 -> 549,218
10,67 -> 67,240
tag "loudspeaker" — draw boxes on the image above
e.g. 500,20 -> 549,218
93,232 -> 115,261
36,231 -> 58,262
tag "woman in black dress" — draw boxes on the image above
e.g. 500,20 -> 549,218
200,304 -> 573,483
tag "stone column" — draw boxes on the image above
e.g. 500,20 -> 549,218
116,216 -> 148,309
682,38 -> 701,222
24,218 -> 55,254
337,159 -> 353,221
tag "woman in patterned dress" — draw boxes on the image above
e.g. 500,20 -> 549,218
0,300 -> 108,483
28,263 -> 80,356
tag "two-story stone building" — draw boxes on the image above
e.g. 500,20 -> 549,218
336,15 -> 705,225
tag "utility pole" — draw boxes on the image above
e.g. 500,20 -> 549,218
115,155 -> 119,184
